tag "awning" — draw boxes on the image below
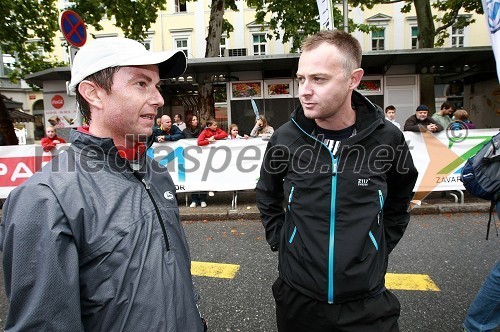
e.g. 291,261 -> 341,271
8,109 -> 35,123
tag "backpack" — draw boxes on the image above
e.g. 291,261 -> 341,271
460,131 -> 500,239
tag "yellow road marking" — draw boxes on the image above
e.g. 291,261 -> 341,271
191,262 -> 439,291
191,261 -> 240,279
386,273 -> 440,291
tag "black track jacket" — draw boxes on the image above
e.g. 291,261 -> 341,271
256,91 -> 418,304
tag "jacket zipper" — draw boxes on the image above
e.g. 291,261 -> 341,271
287,186 -> 295,211
377,189 -> 384,226
291,118 -> 338,304
328,157 -> 338,303
139,177 -> 171,251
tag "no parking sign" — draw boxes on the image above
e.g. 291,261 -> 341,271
59,10 -> 87,48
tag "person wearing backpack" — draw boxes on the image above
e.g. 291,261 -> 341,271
460,131 -> 500,332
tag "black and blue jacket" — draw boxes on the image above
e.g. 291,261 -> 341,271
256,91 -> 418,304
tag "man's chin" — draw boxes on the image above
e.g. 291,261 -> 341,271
303,109 -> 319,119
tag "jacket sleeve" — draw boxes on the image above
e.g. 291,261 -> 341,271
428,118 -> 444,132
152,128 -> 162,142
383,134 -> 418,253
168,126 -> 185,141
403,116 -> 421,132
41,137 -> 56,152
183,128 -> 194,138
0,184 -> 84,331
255,136 -> 288,251
250,123 -> 260,137
197,130 -> 209,146
214,129 -> 228,140
56,136 -> 67,144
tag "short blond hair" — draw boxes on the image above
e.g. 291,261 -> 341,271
301,30 -> 362,76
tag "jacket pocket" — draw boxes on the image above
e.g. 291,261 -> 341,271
361,189 -> 384,259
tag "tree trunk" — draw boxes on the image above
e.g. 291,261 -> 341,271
0,96 -> 19,146
414,0 -> 435,48
199,80 -> 216,122
414,0 -> 436,111
198,0 -> 225,122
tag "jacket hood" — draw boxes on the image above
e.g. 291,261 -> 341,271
291,90 -> 385,138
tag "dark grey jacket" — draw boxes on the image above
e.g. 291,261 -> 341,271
0,130 -> 204,331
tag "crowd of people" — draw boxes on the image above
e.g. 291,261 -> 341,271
145,113 -> 273,208
382,102 -> 476,133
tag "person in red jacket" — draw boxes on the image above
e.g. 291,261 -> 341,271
197,119 -> 227,146
41,126 -> 66,152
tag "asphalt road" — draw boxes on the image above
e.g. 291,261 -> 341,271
184,213 -> 499,332
0,213 -> 498,331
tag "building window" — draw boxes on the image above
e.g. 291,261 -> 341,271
174,0 -> 187,12
1,53 -> 15,77
411,26 -> 419,49
451,26 -> 464,47
219,37 -> 227,57
228,48 -> 247,57
371,28 -> 385,50
252,34 -> 267,55
174,38 -> 189,58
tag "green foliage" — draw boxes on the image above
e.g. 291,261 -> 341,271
1,0 -> 63,83
251,0 -> 482,49
70,0 -> 168,41
248,0 -> 384,51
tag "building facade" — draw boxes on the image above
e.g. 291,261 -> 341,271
3,0 -> 499,143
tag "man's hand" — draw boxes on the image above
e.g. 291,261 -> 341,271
157,136 -> 165,142
427,124 -> 438,132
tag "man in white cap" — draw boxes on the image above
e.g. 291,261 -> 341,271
0,38 -> 206,331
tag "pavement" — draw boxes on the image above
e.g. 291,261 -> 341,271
177,190 -> 494,221
0,190 -> 494,223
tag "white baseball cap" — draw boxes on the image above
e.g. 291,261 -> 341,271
69,37 -> 187,92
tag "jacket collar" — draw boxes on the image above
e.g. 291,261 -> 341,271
291,90 -> 385,138
69,128 -> 153,163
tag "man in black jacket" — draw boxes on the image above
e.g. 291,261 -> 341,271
256,30 -> 418,332
403,104 -> 443,132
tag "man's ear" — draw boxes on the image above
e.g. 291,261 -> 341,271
350,68 -> 365,90
78,80 -> 103,109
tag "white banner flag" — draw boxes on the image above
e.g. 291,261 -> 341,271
316,0 -> 333,30
482,0 -> 500,82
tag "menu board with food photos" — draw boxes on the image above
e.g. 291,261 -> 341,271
43,93 -> 80,128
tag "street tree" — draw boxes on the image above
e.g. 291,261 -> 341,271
249,0 -> 483,50
1,0 -> 65,84
249,0 -> 483,108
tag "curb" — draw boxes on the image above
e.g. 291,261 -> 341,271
179,203 -> 493,221
0,203 -> 493,224
409,203 -> 492,215
180,209 -> 261,221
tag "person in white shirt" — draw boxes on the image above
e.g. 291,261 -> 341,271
173,113 -> 187,131
384,105 -> 401,130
